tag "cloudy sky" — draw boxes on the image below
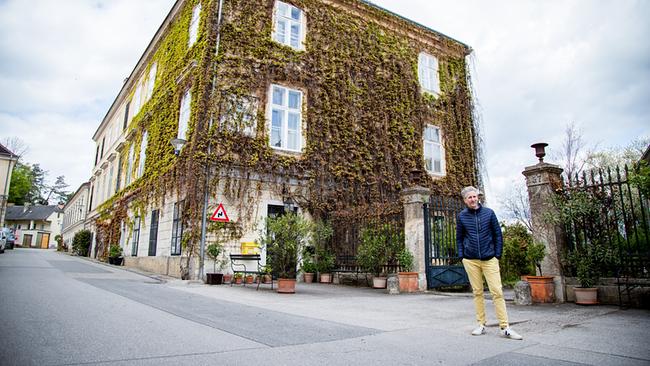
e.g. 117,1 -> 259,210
1,0 -> 648,217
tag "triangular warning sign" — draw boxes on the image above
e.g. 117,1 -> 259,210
210,203 -> 230,222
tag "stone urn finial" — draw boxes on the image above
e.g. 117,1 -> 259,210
531,142 -> 548,163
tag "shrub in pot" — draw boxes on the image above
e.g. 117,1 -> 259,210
205,243 -> 226,285
301,257 -> 317,283
316,248 -> 335,283
358,225 -> 392,288
565,242 -> 618,304
397,247 -> 418,292
310,220 -> 334,283
258,212 -> 311,293
108,244 -> 123,265
524,241 -> 555,303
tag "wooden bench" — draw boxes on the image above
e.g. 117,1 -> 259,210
332,255 -> 363,285
331,256 -> 404,286
229,254 -> 273,290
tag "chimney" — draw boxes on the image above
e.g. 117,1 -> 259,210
23,202 -> 30,213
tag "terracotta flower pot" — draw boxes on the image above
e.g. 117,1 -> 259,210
245,275 -> 254,284
234,277 -> 243,284
223,274 -> 233,284
372,276 -> 387,289
277,278 -> 296,293
304,272 -> 315,283
526,276 -> 555,303
398,272 -> 419,293
320,273 -> 332,283
574,287 -> 598,305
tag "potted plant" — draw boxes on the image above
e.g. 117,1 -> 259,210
260,265 -> 273,284
357,225 -> 390,289
566,242 -> 617,305
301,257 -> 317,283
108,244 -> 123,265
259,212 -> 311,293
397,247 -> 418,293
205,243 -> 225,285
311,219 -> 334,283
233,272 -> 243,284
316,248 -> 335,283
524,241 -> 555,303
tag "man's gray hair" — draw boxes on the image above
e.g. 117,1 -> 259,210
461,186 -> 480,199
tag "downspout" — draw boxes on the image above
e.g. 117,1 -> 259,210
198,0 -> 224,281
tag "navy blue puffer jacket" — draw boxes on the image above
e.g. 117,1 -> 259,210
456,204 -> 503,260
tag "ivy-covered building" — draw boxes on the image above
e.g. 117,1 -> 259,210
88,0 -> 479,279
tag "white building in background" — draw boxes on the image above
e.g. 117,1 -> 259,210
61,182 -> 90,252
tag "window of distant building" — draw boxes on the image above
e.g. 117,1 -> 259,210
272,1 -> 305,50
418,52 -> 440,95
188,3 -> 202,47
268,84 -> 303,152
423,124 -> 445,176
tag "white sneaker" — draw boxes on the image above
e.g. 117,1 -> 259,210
500,327 -> 523,340
471,324 -> 486,336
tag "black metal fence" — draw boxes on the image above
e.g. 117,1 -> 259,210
563,166 -> 650,279
327,204 -> 404,273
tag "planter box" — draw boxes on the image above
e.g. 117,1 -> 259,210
108,257 -> 123,266
206,273 -> 223,285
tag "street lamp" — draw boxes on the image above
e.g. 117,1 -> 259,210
170,138 -> 187,156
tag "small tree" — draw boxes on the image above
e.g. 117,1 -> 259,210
258,213 -> 311,279
72,230 -> 92,257
206,243 -> 225,273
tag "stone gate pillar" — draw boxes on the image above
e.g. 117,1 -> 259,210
401,186 -> 431,292
522,146 -> 567,302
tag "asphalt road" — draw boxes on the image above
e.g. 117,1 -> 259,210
1,249 -> 649,366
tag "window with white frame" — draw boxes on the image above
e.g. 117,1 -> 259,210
131,81 -> 144,118
131,216 -> 140,256
418,52 -> 440,95
178,89 -> 191,140
170,201 -> 184,256
125,143 -> 135,186
272,1 -> 305,50
137,131 -> 148,178
106,162 -> 113,200
145,63 -> 157,101
269,84 -> 302,152
188,3 -> 201,47
423,124 -> 445,175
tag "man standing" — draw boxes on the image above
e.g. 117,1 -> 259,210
456,186 -> 523,340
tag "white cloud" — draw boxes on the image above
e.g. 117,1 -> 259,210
0,0 -> 174,190
0,0 -> 648,216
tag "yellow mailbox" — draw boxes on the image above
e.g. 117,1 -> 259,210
241,242 -> 259,254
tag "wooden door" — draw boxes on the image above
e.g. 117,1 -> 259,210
40,233 -> 50,249
23,234 -> 32,247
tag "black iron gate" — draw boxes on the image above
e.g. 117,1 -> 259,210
424,195 -> 469,288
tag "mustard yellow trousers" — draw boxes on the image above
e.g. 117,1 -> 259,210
462,257 -> 509,329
